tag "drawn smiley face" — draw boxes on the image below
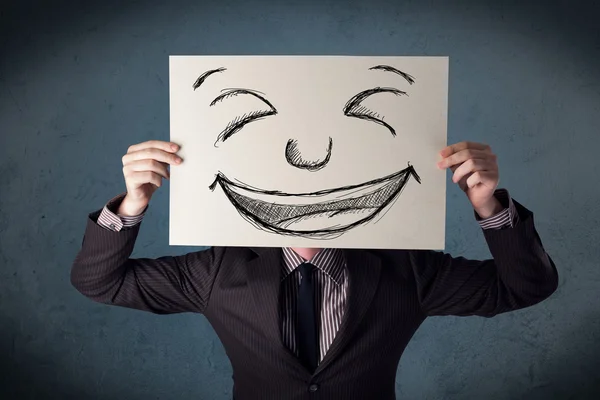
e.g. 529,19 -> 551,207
194,65 -> 421,240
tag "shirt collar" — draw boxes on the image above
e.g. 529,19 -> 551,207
281,248 -> 346,285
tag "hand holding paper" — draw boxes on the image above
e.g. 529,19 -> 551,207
119,140 -> 183,216
437,141 -> 503,218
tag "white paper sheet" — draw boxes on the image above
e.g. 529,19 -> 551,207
169,56 -> 448,249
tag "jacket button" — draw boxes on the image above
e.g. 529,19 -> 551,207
309,384 -> 319,392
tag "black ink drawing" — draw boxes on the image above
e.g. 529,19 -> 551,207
285,137 -> 333,171
369,65 -> 415,85
192,68 -> 279,146
209,164 -> 421,239
343,87 -> 407,137
192,67 -> 226,90
195,64 -> 421,239
210,88 -> 278,144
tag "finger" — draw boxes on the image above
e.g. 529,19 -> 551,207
452,158 -> 496,183
123,159 -> 170,180
439,141 -> 491,158
123,148 -> 183,166
127,140 -> 180,154
127,171 -> 164,188
466,170 -> 498,189
438,149 -> 494,170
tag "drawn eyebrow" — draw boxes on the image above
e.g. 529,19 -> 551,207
369,65 -> 415,85
210,88 -> 278,144
343,87 -> 407,136
192,67 -> 226,90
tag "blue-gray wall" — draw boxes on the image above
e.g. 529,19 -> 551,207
1,1 -> 598,399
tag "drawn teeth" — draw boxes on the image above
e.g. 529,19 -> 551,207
209,165 -> 421,239
228,177 -> 403,226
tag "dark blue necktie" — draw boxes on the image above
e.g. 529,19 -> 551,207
296,262 -> 318,372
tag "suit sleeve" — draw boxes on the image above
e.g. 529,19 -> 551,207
411,199 -> 558,317
70,207 -> 225,315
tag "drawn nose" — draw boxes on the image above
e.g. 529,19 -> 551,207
285,137 -> 333,171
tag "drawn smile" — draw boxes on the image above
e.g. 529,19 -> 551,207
209,165 -> 421,239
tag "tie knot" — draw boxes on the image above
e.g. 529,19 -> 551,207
299,262 -> 315,280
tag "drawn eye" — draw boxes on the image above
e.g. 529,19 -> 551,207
343,87 -> 407,137
210,88 -> 278,144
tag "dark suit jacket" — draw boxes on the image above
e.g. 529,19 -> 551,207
71,200 -> 558,400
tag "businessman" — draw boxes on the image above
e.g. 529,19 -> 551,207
71,139 -> 558,400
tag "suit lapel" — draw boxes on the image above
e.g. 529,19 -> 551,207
314,249 -> 382,375
246,247 -> 309,376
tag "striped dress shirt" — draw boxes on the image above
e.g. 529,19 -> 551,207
97,189 -> 518,365
280,247 -> 347,362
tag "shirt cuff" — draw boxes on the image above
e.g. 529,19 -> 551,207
97,193 -> 146,232
475,188 -> 520,230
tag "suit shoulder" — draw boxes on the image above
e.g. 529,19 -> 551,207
210,246 -> 256,263
368,249 -> 415,280
369,249 -> 409,261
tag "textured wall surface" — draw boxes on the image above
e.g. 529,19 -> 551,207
1,1 -> 599,399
